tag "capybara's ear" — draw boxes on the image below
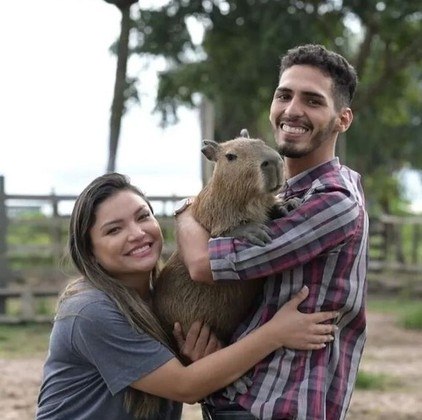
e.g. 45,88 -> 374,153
201,140 -> 220,162
240,128 -> 250,138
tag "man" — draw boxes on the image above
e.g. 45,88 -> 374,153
176,44 -> 368,420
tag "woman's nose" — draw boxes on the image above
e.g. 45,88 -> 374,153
127,223 -> 146,240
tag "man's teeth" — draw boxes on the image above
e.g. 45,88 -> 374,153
129,245 -> 150,255
282,124 -> 307,134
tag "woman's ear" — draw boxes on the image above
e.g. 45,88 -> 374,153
335,107 -> 353,133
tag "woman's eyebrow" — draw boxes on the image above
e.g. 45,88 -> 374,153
100,205 -> 148,230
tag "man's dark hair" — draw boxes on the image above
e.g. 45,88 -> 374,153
280,44 -> 357,109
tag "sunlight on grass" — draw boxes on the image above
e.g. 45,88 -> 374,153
0,324 -> 52,358
355,370 -> 398,390
367,298 -> 422,330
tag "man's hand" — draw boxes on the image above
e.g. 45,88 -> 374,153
173,320 -> 222,363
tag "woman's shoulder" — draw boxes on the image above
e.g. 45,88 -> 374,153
57,283 -> 115,317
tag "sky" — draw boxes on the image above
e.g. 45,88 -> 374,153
0,0 -> 203,201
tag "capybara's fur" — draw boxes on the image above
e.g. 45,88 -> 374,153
152,135 -> 283,347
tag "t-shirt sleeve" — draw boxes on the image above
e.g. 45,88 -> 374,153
70,298 -> 175,395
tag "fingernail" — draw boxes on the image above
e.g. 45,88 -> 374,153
333,325 -> 339,331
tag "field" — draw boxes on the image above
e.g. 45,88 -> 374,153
1,297 -> 421,420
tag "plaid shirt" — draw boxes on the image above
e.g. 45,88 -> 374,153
207,158 -> 368,420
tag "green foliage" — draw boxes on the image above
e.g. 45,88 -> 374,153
6,297 -> 57,318
8,213 -> 68,270
368,298 -> 422,330
355,370 -> 397,390
364,168 -> 411,216
400,306 -> 422,329
0,324 -> 51,358
130,0 -> 421,212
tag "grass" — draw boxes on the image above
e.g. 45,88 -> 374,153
355,370 -> 397,390
0,323 -> 52,358
367,297 -> 422,330
6,297 -> 57,317
0,297 -> 419,360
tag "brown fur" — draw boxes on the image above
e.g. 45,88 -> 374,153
152,136 -> 283,347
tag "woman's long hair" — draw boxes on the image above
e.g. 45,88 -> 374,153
60,173 -> 173,419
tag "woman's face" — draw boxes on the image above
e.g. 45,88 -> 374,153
90,190 -> 163,289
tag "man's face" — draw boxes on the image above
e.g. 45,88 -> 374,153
269,65 -> 347,160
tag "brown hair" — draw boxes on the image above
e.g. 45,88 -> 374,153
280,44 -> 358,109
60,172 -> 172,418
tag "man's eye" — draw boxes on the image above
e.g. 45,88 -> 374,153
308,99 -> 321,106
276,93 -> 289,101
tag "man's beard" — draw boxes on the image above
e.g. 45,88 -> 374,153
276,117 -> 337,158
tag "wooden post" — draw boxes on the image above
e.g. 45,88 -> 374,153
0,176 -> 9,313
199,96 -> 215,186
412,225 -> 420,265
50,190 -> 62,263
21,288 -> 36,321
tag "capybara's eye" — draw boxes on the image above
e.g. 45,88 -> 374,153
226,153 -> 237,161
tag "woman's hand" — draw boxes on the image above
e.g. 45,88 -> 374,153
270,285 -> 339,350
173,320 -> 223,363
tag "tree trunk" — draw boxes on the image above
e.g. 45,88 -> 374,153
106,5 -> 132,173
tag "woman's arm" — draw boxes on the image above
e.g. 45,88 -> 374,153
131,286 -> 337,403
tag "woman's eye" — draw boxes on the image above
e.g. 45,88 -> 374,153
137,212 -> 150,221
106,227 -> 120,235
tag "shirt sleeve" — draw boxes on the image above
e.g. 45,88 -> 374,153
209,184 -> 361,281
70,298 -> 175,395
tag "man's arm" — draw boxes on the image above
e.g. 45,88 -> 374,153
209,189 -> 362,282
175,207 -> 214,284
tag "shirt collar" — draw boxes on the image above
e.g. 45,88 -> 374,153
282,158 -> 340,196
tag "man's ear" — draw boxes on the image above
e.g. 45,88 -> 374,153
335,108 -> 353,133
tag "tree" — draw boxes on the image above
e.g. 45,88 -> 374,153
104,0 -> 138,173
131,0 -> 421,212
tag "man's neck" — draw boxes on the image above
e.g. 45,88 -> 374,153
284,155 -> 335,179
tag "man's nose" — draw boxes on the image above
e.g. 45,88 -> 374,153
284,96 -> 303,117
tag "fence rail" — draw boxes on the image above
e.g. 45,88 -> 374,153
1,175 -> 422,323
0,287 -> 59,323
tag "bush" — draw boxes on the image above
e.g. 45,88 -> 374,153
355,370 -> 396,390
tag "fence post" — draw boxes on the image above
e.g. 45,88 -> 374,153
0,175 -> 10,313
50,189 -> 62,263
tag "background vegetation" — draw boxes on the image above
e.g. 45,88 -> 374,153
104,0 -> 421,216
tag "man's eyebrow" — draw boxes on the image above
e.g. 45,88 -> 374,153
275,87 -> 291,93
275,87 -> 326,100
302,91 -> 326,100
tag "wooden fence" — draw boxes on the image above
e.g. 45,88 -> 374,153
0,175 -> 184,322
1,175 -> 421,323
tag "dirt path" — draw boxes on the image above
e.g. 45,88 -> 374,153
1,311 -> 421,420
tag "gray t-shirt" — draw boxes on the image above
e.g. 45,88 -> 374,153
37,287 -> 182,420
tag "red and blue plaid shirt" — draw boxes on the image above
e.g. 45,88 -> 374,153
207,158 -> 368,420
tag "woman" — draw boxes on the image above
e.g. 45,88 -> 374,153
37,173 -> 338,420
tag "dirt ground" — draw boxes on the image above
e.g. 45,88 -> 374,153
1,311 -> 421,420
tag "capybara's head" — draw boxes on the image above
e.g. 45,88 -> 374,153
201,136 -> 283,199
